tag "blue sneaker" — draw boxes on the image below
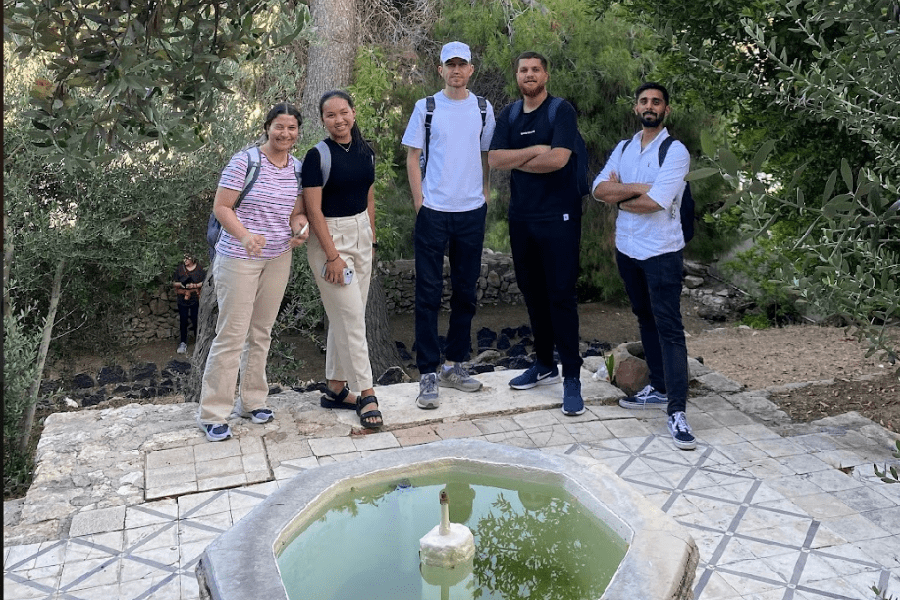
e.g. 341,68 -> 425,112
561,377 -> 585,416
203,423 -> 232,442
248,408 -> 274,424
618,384 -> 668,409
667,411 -> 696,450
509,362 -> 561,390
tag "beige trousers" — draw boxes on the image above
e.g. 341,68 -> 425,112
199,251 -> 291,424
306,210 -> 374,392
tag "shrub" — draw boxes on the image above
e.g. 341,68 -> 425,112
3,306 -> 41,498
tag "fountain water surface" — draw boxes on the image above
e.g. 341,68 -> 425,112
198,439 -> 698,600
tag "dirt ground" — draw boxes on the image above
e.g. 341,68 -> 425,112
46,299 -> 899,433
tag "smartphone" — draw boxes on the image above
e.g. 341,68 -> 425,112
321,264 -> 354,285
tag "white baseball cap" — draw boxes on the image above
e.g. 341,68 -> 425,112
440,41 -> 471,63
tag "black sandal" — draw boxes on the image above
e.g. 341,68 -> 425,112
356,395 -> 383,430
320,385 -> 356,410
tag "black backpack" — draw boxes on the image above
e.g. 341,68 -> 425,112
508,96 -> 592,198
620,136 -> 695,243
420,94 -> 489,177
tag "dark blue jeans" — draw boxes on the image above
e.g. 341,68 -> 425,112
509,217 -> 583,378
616,249 -> 688,414
414,204 -> 487,373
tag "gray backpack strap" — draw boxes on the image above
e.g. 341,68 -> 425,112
236,146 -> 262,210
315,140 -> 331,187
292,155 -> 302,186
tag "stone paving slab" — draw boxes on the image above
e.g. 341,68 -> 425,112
4,367 -> 899,600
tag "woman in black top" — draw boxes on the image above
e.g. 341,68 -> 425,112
302,90 -> 382,429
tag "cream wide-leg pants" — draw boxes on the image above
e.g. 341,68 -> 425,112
199,251 -> 291,424
306,209 -> 374,392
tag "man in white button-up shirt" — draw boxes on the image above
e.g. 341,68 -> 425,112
592,82 -> 696,451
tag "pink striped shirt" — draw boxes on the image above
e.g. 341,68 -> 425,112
215,150 -> 302,260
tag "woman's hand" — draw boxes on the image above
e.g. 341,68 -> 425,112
241,233 -> 267,258
323,255 -> 348,286
290,215 -> 310,248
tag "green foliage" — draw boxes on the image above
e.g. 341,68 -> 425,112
739,313 -> 771,330
874,440 -> 900,485
348,46 -> 408,260
3,306 -> 42,497
4,0 -> 308,167
615,0 -> 900,360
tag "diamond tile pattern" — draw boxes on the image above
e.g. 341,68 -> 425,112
5,391 -> 899,599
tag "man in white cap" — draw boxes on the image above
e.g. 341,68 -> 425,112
402,41 -> 496,409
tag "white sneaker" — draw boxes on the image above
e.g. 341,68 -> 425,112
177,342 -> 187,354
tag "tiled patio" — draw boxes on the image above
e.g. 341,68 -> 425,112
4,370 -> 899,600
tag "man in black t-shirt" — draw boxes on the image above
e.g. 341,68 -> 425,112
488,51 -> 585,416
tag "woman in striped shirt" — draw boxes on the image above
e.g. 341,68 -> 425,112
198,103 -> 310,442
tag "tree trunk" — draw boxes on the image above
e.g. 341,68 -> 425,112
300,0 -> 358,130
366,270 -> 404,380
19,258 -> 65,453
185,267 -> 218,403
3,225 -> 13,319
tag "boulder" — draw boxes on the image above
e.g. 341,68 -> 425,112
377,366 -> 410,386
71,373 -> 95,389
97,366 -> 125,385
611,342 -> 650,396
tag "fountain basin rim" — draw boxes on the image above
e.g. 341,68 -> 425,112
198,438 -> 697,600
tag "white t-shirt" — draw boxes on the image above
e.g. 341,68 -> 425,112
402,91 -> 495,212
593,128 -> 689,260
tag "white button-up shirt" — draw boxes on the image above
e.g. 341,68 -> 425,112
593,128 -> 689,260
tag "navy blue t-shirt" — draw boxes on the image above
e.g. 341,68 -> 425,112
301,138 -> 375,218
490,95 -> 580,221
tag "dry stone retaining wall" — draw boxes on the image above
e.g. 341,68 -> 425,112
121,250 -> 524,344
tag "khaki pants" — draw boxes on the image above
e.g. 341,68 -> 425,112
199,251 -> 291,424
307,210 -> 374,392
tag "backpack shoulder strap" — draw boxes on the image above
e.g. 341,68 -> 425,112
658,135 -> 676,166
621,139 -> 632,154
292,154 -> 302,183
546,96 -> 564,123
423,95 -> 436,162
508,99 -> 524,123
236,146 -> 261,210
476,95 -> 487,132
314,140 -> 331,187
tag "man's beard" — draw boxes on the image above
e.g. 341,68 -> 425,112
519,81 -> 546,98
638,112 -> 663,127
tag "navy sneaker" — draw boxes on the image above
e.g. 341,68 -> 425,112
509,362 -> 561,390
667,411 -> 697,450
248,408 -> 274,424
618,384 -> 668,409
561,377 -> 585,416
203,423 -> 232,442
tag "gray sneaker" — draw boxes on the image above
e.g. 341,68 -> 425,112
438,363 -> 483,393
416,372 -> 439,409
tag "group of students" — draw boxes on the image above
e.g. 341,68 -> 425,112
196,42 -> 697,453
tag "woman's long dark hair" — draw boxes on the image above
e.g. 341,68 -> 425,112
262,102 -> 302,139
318,90 -> 374,157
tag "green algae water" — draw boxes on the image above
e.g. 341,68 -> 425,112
277,472 -> 628,600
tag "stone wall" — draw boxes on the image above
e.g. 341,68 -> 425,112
379,249 -> 522,313
121,250 -> 524,344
